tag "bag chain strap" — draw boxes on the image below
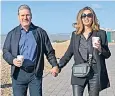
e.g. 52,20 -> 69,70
88,54 -> 93,66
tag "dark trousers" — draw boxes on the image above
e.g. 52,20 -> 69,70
12,68 -> 42,96
72,73 -> 100,96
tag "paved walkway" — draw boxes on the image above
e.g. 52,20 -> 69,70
42,45 -> 115,96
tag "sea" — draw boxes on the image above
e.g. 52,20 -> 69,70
0,33 -> 71,50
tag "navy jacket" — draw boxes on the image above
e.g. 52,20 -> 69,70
59,30 -> 111,91
3,23 -> 58,77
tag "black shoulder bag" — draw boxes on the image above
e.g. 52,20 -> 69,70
72,54 -> 92,78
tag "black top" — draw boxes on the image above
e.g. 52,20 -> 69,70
79,32 -> 93,61
79,32 -> 97,73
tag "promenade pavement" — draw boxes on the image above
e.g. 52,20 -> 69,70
41,44 -> 115,96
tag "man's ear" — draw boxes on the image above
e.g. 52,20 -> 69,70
31,14 -> 32,19
18,15 -> 20,21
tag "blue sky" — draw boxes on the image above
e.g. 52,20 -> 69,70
1,1 -> 115,35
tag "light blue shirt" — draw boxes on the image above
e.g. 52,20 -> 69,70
19,28 -> 37,67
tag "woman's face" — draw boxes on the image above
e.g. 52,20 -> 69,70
81,10 -> 93,27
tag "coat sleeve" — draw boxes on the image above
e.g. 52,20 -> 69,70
59,32 -> 74,68
100,30 -> 111,59
42,30 -> 58,67
2,32 -> 15,65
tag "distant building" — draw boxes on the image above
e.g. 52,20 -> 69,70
106,30 -> 115,43
101,28 -> 115,43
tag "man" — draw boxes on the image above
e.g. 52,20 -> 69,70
3,4 -> 59,96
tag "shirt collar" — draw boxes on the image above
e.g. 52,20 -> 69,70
19,23 -> 35,31
81,32 -> 93,39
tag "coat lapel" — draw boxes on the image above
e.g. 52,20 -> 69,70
74,34 -> 80,50
31,24 -> 40,44
14,26 -> 21,56
74,33 -> 84,63
32,29 -> 38,43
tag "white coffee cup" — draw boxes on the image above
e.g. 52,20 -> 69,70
17,55 -> 24,66
92,37 -> 100,48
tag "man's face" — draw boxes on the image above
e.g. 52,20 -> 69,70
18,9 -> 32,28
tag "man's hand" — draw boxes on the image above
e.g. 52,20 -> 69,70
13,58 -> 22,67
50,66 -> 59,77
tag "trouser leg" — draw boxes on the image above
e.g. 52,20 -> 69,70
29,75 -> 42,96
12,68 -> 34,96
72,85 -> 85,96
88,73 -> 100,96
12,78 -> 28,96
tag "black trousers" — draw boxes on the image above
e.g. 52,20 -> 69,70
12,68 -> 43,96
72,73 -> 100,96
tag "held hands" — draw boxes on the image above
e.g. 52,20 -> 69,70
13,58 -> 23,67
50,66 -> 60,77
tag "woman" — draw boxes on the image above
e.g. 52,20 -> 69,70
59,6 -> 111,96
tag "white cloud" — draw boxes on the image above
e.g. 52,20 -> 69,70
91,4 -> 102,10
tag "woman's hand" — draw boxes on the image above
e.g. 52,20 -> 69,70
50,66 -> 59,77
93,40 -> 102,52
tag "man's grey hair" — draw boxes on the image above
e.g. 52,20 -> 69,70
18,4 -> 32,15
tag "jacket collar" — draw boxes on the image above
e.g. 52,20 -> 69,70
19,23 -> 36,30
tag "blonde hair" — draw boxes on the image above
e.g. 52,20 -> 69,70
75,6 -> 100,34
